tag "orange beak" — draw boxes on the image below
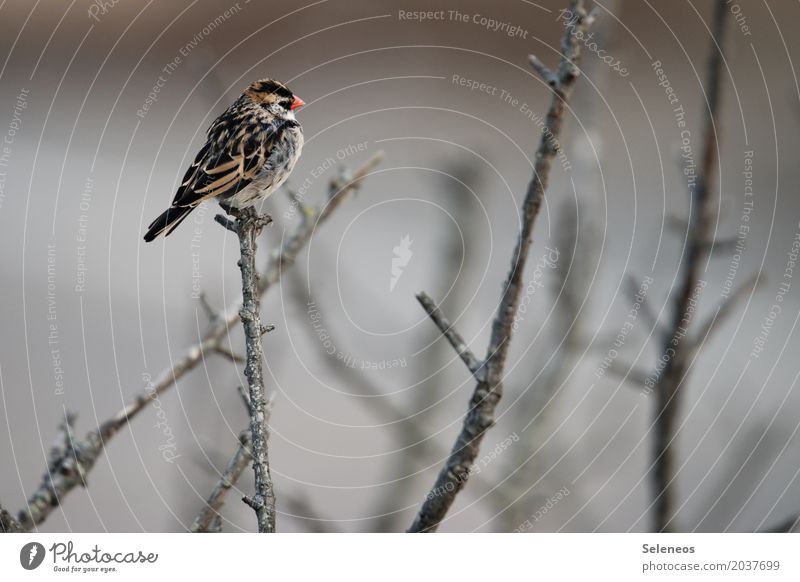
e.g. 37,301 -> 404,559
290,95 -> 305,110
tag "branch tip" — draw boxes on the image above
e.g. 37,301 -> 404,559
13,154 -> 382,531
416,291 -> 483,378
410,0 -> 591,533
528,54 -> 559,87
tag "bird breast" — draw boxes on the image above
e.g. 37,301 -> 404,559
223,123 -> 303,210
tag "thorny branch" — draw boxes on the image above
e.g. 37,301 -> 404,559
11,153 -> 383,532
408,0 -> 592,533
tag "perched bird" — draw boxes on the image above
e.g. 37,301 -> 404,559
144,78 -> 305,241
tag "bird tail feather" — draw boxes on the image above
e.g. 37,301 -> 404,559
143,206 -> 193,242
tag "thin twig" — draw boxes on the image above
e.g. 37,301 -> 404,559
408,0 -> 591,533
373,159 -> 484,532
222,206 -> 276,532
415,292 -> 484,378
287,268 -> 498,530
214,345 -> 246,363
237,384 -> 252,410
608,360 -> 653,389
191,431 -> 253,533
690,272 -> 759,352
191,396 -> 274,533
650,0 -> 728,533
198,291 -> 219,324
624,273 -> 664,342
501,1 -> 616,526
13,153 -> 383,531
528,55 -> 558,87
703,236 -> 740,256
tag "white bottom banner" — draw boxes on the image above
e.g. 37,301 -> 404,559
1,533 -> 797,580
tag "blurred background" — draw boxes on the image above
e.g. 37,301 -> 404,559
1,0 -> 799,532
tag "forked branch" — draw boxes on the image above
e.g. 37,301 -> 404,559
12,153 -> 382,531
409,0 -> 592,532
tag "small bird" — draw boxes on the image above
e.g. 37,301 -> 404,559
144,78 -> 305,241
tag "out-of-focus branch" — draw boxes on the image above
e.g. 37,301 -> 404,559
408,0 -> 591,533
608,360 -> 652,390
689,273 -> 759,354
191,390 -> 275,533
213,345 -> 246,363
284,491 -> 337,533
0,504 -> 22,533
13,153 -> 383,532
649,0 -> 728,533
191,396 -> 274,533
764,514 -> 800,533
624,273 -> 664,342
287,268 -> 498,530
372,157 -> 483,532
191,430 -> 253,533
500,0 -> 614,530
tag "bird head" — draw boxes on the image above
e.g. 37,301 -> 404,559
245,78 -> 305,119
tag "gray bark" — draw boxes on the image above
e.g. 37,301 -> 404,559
408,0 -> 592,532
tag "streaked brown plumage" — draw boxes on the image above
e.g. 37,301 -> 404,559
144,78 -> 304,242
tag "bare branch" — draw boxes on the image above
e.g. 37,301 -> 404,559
237,384 -> 252,410
285,185 -> 311,219
223,205 -> 276,533
287,269 -> 499,526
624,273 -> 664,341
608,360 -> 652,389
690,272 -> 760,351
764,514 -> 800,533
284,492 -> 338,533
415,292 -> 484,379
198,291 -> 219,324
213,345 -> 246,363
649,0 -> 728,533
0,504 -> 22,533
49,412 -> 79,468
528,55 -> 558,87
408,0 -> 592,533
585,5 -> 601,26
191,430 -> 253,533
191,395 -> 274,533
667,214 -> 688,236
13,153 -> 383,531
703,236 -> 741,256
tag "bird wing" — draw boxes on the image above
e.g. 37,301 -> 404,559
169,115 -> 284,209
